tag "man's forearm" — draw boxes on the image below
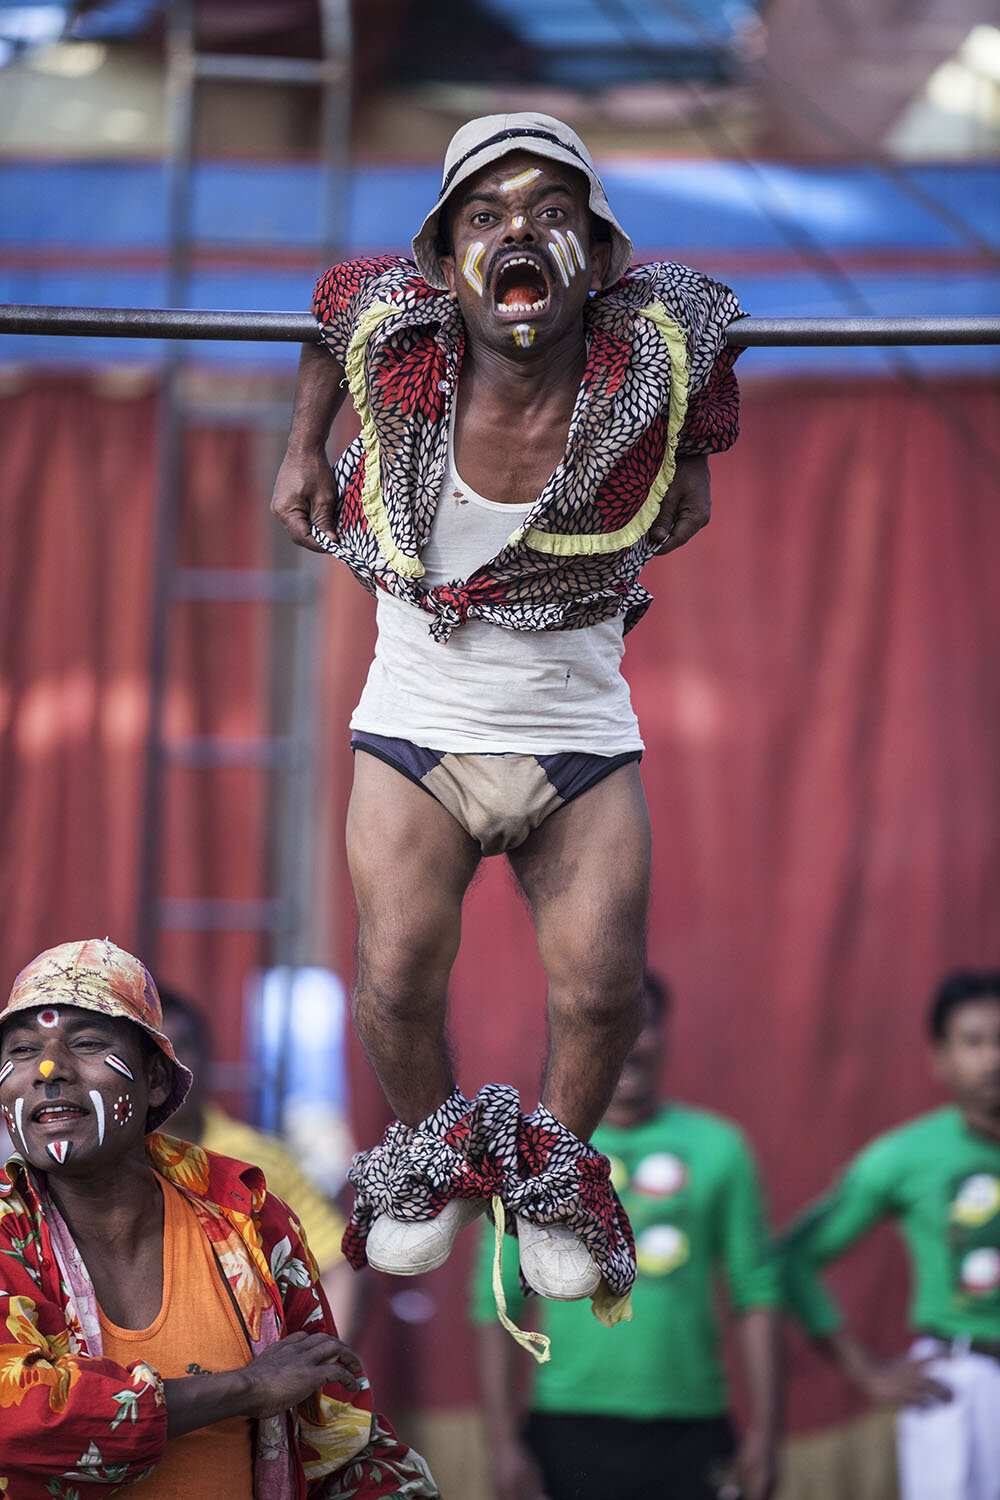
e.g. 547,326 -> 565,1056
163,1367 -> 253,1439
475,1323 -> 527,1449
736,1307 -> 781,1441
816,1326 -> 879,1391
286,340 -> 348,455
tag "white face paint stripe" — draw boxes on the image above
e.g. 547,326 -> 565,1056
46,1140 -> 71,1165
548,237 -> 571,286
566,230 -> 587,270
89,1089 -> 105,1146
105,1054 -> 134,1082
511,214 -> 526,230
14,1097 -> 24,1140
462,241 -> 485,296
0,1061 -> 12,1086
500,168 -> 541,191
551,229 -> 577,279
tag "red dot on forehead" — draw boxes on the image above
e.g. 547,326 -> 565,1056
38,1010 -> 60,1028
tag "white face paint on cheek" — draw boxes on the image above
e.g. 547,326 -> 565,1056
548,234 -> 572,287
565,230 -> 587,271
500,168 -> 541,192
13,1097 -> 24,1142
88,1089 -> 105,1147
0,1060 -> 12,1086
462,241 -> 485,296
113,1094 -> 134,1127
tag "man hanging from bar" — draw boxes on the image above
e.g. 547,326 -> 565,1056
270,113 -> 743,1316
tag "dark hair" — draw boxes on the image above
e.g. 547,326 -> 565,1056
643,970 -> 672,1021
156,983 -> 213,1059
928,969 -> 1000,1041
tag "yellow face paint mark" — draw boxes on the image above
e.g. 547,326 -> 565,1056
501,168 -> 542,192
39,1060 -> 55,1078
511,214 -> 526,230
462,241 -> 486,296
513,324 -> 536,348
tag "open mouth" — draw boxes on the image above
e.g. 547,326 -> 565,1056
32,1102 -> 88,1127
493,255 -> 550,315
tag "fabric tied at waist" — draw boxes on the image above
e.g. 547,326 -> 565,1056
425,583 -> 473,643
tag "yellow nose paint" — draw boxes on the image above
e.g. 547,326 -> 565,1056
39,1059 -> 55,1077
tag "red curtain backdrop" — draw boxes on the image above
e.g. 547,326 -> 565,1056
1,371 -> 999,1433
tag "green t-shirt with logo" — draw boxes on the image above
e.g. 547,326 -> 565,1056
470,1103 -> 779,1419
781,1106 -> 1000,1341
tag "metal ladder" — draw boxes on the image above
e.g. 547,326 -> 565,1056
137,0 -> 351,981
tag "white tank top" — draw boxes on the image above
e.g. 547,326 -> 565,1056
350,417 -> 643,755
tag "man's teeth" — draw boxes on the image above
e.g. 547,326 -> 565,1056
497,298 -> 547,311
37,1104 -> 84,1121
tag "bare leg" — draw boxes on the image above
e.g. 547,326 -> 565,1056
346,751 -> 481,1125
508,762 -> 651,1141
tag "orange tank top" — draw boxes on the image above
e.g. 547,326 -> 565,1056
99,1172 -> 254,1499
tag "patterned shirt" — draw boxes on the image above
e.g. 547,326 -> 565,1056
311,256 -> 743,642
0,1134 -> 438,1500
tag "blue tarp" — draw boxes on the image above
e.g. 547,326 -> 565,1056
2,158 -> 997,372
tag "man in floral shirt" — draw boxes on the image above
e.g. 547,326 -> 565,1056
270,113 -> 743,1309
0,938 -> 438,1500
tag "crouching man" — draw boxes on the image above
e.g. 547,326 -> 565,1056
0,938 -> 438,1500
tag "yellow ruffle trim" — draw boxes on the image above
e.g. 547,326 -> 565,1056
518,303 -> 690,558
343,299 -> 425,580
491,1196 -> 552,1364
489,1195 -> 634,1356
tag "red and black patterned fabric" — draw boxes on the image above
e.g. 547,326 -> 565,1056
310,256 -> 742,642
342,1086 -> 637,1299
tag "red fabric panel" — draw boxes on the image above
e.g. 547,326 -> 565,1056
0,373 -> 269,1055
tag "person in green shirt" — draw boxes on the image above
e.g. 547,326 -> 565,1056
471,972 -> 780,1500
780,969 -> 1000,1500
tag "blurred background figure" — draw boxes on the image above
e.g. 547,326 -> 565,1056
160,983 -> 361,1342
472,972 -> 781,1500
780,971 -> 1000,1500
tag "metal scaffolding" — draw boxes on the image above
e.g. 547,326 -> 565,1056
134,0 -> 353,1011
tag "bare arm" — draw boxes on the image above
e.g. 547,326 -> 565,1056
817,1327 -> 952,1409
164,1329 -> 363,1439
731,1307 -> 781,1500
270,341 -> 349,553
475,1323 -> 550,1500
649,453 -> 711,554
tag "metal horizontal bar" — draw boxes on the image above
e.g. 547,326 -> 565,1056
0,305 -> 321,342
156,898 -> 291,933
163,736 -> 308,769
172,568 -> 316,602
725,315 -> 1000,347
1,304 -> 999,346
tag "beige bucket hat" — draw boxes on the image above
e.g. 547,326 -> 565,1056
412,111 -> 633,291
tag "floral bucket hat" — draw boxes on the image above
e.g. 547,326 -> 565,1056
0,938 -> 192,1131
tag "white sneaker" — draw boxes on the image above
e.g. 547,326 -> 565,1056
515,1215 -> 602,1300
365,1197 -> 488,1276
